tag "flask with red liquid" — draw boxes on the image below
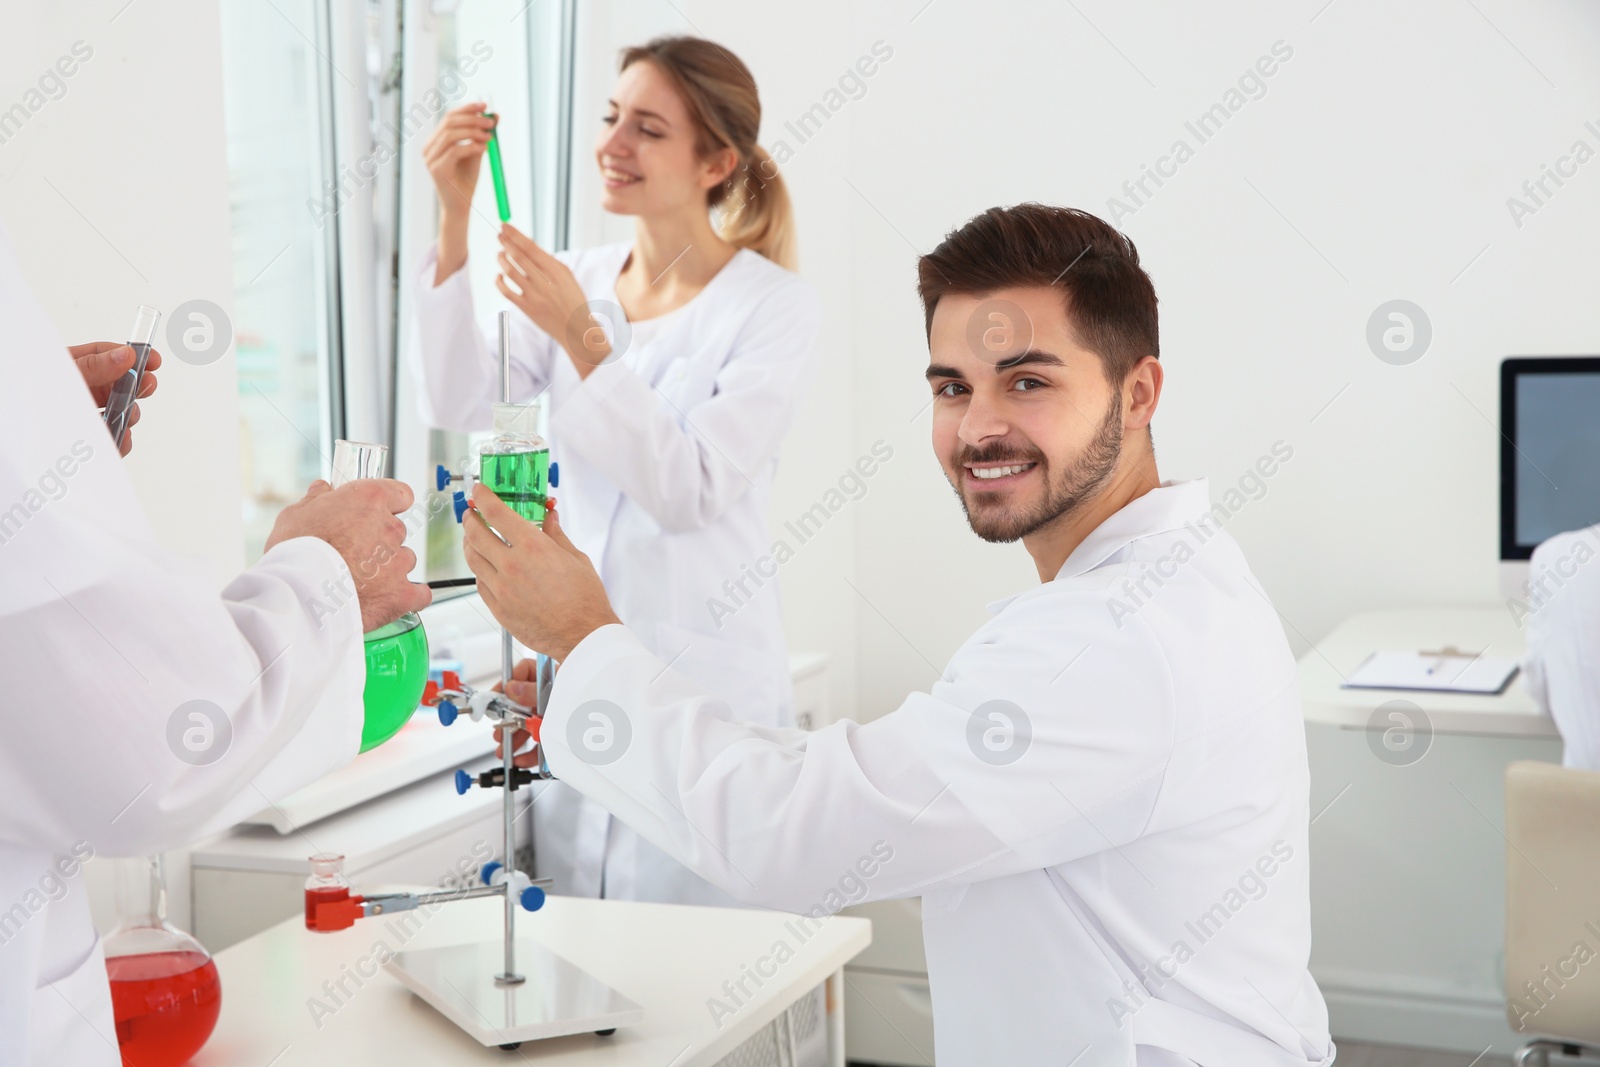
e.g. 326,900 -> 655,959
304,852 -> 356,932
103,855 -> 222,1067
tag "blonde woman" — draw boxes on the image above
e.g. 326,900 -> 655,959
409,37 -> 817,907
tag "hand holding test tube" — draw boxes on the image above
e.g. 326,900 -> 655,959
102,305 -> 161,452
422,101 -> 506,284
78,307 -> 163,456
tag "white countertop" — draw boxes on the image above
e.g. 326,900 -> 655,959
193,894 -> 871,1066
1298,606 -> 1556,737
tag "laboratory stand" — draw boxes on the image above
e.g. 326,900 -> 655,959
302,312 -> 640,1049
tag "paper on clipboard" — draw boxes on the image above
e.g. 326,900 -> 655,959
1341,649 -> 1520,695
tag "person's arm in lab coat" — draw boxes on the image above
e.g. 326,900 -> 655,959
407,103 -> 562,432
407,244 -> 567,433
535,614 -> 1172,914
465,494 -> 1174,914
0,233 -> 427,860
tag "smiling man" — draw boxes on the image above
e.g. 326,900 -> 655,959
463,203 -> 1333,1067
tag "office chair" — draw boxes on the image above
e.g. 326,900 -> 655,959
1505,761 -> 1600,1066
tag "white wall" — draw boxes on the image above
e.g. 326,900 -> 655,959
0,2 -> 242,582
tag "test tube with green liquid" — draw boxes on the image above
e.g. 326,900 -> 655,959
484,108 -> 510,223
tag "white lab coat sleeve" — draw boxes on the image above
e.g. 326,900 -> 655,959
407,244 -> 559,431
1524,529 -> 1600,769
540,598 -> 1175,915
0,225 -> 365,861
0,528 -> 365,859
548,275 -> 820,533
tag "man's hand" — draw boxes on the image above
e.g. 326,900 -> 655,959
71,342 -> 161,457
492,657 -> 544,769
266,479 -> 433,633
463,483 -> 620,662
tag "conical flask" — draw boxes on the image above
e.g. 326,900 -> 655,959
103,855 -> 221,1066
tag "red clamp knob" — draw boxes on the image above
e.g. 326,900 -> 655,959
421,680 -> 440,706
443,670 -> 462,691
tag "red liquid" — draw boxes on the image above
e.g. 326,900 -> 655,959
305,885 -> 350,931
106,950 -> 221,1067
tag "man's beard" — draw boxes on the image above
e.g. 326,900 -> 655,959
953,393 -> 1124,544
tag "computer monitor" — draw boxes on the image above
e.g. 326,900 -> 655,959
1500,357 -> 1600,592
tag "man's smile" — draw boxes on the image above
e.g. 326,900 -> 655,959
963,460 -> 1039,488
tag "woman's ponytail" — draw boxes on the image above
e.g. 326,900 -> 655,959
718,144 -> 795,270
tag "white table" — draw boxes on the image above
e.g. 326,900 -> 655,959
193,895 -> 871,1066
1298,607 -> 1562,1056
1298,606 -> 1555,737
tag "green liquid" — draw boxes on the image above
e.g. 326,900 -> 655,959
485,114 -> 510,223
361,614 -> 429,752
482,448 -> 548,524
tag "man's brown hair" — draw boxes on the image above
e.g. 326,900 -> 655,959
917,203 -> 1159,383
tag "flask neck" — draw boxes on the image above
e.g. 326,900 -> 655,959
112,855 -> 168,929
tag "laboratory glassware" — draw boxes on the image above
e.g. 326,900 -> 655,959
103,855 -> 222,1067
304,852 -> 354,932
485,105 -> 511,223
329,438 -> 388,485
102,305 -> 162,451
478,401 -> 549,525
330,439 -> 431,751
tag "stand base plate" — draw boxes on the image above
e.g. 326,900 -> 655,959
385,938 -> 644,1047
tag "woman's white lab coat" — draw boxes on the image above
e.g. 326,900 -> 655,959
408,241 -> 818,905
540,479 -> 1336,1066
0,230 -> 366,1066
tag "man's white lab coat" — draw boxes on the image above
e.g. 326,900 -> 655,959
0,229 -> 365,1065
1524,525 -> 1600,768
409,241 -> 818,906
541,479 -> 1335,1066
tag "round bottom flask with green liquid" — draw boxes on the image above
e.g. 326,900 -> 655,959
361,611 -> 429,751
331,439 -> 431,752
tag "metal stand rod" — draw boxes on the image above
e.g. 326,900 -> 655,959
498,310 -> 512,405
494,308 -> 526,986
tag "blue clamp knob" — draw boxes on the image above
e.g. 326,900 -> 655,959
452,491 -> 469,524
437,699 -> 458,726
549,461 -> 559,489
520,885 -> 546,912
480,861 -> 502,887
435,464 -> 452,492
454,769 -> 472,795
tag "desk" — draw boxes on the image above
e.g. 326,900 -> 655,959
193,895 -> 871,1066
1298,607 -> 1554,737
1298,607 -> 1562,1056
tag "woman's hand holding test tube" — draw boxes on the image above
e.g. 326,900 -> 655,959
422,102 -> 498,284
494,224 -> 611,378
